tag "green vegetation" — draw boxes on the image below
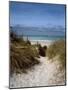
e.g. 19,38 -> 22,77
47,39 -> 66,69
10,31 -> 40,74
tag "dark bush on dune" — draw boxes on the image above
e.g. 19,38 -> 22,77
10,31 -> 40,74
43,45 -> 47,56
38,44 -> 45,57
43,45 -> 47,50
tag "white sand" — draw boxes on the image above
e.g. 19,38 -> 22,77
10,40 -> 65,88
10,56 -> 65,88
30,40 -> 54,47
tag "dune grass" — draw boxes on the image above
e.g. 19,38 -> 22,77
10,31 -> 40,74
47,39 -> 66,69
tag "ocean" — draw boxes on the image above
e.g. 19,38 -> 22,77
10,26 -> 65,41
23,35 -> 65,41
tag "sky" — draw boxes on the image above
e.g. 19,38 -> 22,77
10,1 -> 65,27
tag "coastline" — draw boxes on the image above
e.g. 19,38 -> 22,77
30,40 -> 54,47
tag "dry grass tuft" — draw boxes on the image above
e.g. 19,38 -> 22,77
47,39 -> 66,69
10,31 -> 40,74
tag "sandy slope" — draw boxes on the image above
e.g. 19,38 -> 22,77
10,56 -> 65,88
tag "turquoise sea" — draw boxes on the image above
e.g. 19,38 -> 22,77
11,26 -> 65,41
23,35 -> 65,41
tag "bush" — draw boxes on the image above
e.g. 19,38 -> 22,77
43,45 -> 47,50
38,44 -> 45,57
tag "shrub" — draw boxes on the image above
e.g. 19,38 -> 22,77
43,45 -> 47,50
38,44 -> 45,57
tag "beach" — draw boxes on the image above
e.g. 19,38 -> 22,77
31,40 -> 54,47
9,2 -> 66,88
10,40 -> 65,88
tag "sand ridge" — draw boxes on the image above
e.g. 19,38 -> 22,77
10,56 -> 65,88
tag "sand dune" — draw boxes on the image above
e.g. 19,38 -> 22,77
10,40 -> 65,88
10,56 -> 65,88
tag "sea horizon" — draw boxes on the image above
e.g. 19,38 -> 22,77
10,26 -> 65,41
23,35 -> 65,41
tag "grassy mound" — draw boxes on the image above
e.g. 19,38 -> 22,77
10,31 -> 40,74
47,39 -> 66,69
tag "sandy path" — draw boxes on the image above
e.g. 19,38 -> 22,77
10,56 -> 65,88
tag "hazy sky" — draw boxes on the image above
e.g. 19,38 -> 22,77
10,1 -> 65,27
